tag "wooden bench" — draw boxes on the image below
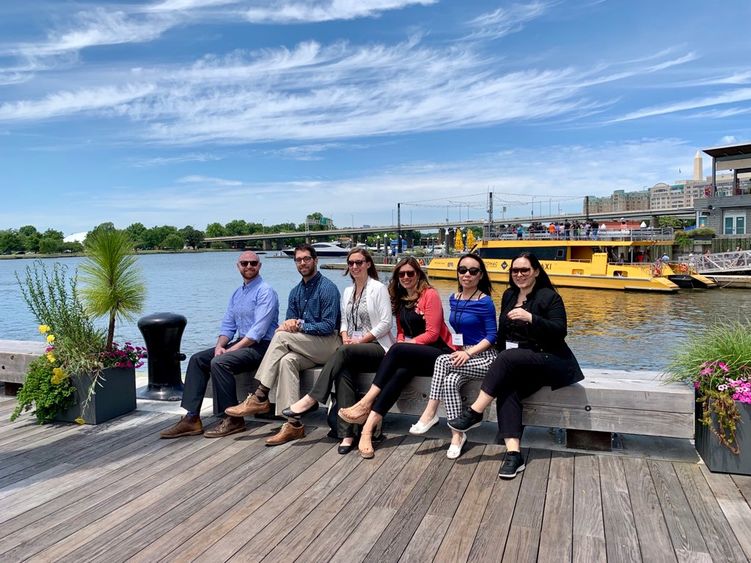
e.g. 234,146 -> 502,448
0,339 -> 46,396
224,366 -> 694,450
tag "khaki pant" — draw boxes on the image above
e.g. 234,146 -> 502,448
255,331 -> 341,415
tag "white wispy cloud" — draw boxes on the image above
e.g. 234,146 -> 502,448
133,153 -> 222,167
465,1 -> 554,40
267,143 -> 349,160
177,175 -> 244,186
0,84 -> 155,121
613,87 -> 751,122
244,0 -> 437,24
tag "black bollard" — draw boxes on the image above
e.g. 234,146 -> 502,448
137,312 -> 187,401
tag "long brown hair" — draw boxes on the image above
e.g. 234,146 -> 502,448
343,247 -> 378,281
388,256 -> 431,314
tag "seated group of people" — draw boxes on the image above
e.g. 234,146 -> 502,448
160,243 -> 583,479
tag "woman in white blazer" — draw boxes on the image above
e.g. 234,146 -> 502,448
283,247 -> 394,453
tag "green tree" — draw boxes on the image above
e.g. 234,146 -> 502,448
205,222 -> 226,237
0,230 -> 24,254
80,229 -> 145,351
125,223 -> 148,248
142,225 -> 178,249
162,233 -> 184,250
179,225 -> 204,249
38,237 -> 62,254
224,219 -> 250,236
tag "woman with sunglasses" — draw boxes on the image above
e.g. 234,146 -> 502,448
410,253 -> 497,459
339,256 -> 455,458
282,248 -> 394,454
448,252 -> 583,479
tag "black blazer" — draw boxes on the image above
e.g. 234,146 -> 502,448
497,286 -> 584,389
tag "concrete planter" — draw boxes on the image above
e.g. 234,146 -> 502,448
695,398 -> 751,476
56,367 -> 137,425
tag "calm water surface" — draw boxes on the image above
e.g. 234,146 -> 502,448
2,252 -> 749,372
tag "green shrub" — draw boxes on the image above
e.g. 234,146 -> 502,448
10,356 -> 75,424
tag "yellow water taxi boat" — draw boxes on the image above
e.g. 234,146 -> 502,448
426,232 -> 717,292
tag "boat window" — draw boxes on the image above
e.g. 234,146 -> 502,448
478,247 -> 566,260
613,271 -> 627,277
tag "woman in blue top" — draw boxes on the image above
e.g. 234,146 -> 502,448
411,253 -> 497,459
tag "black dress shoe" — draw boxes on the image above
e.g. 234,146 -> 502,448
281,403 -> 319,418
338,442 -> 355,454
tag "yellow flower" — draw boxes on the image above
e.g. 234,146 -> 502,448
38,324 -> 50,334
51,367 -> 68,384
74,417 -> 86,425
46,334 -> 55,343
46,353 -> 56,363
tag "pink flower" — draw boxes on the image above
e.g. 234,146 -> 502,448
718,362 -> 729,372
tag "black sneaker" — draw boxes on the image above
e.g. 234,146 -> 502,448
498,451 -> 525,479
447,407 -> 483,432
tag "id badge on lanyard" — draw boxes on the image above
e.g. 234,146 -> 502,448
505,341 -> 518,350
452,333 -> 464,347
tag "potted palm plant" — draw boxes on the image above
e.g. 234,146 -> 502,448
666,321 -> 751,475
11,228 -> 146,425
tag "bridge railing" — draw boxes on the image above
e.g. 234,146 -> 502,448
678,250 -> 751,273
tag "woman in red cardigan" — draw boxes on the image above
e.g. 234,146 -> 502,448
339,256 -> 455,458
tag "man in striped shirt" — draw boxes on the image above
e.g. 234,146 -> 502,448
226,243 -> 341,445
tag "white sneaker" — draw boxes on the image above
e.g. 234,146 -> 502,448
447,433 -> 467,459
409,414 -> 439,435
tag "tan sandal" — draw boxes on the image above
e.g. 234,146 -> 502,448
339,402 -> 371,425
359,432 -> 375,459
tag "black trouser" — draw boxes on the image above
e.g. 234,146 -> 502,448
181,340 -> 270,415
481,348 -> 572,440
371,342 -> 445,416
309,342 -> 385,438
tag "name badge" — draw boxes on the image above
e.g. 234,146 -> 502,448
505,341 -> 518,350
452,333 -> 464,346
352,331 -> 364,340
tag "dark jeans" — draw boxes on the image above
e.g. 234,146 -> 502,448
309,342 -> 385,438
371,343 -> 445,416
181,340 -> 270,415
481,348 -> 571,440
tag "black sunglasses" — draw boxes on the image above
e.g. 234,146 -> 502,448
458,266 -> 481,276
510,267 -> 532,275
238,260 -> 260,268
398,270 -> 416,278
347,259 -> 367,267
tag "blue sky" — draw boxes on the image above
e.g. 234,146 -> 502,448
1,0 -> 750,235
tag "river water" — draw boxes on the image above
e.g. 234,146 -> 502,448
2,252 -> 749,372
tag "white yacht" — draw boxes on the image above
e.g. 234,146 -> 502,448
282,241 -> 350,257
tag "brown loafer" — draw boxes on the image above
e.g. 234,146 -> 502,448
160,415 -> 203,439
204,416 -> 246,438
265,422 -> 305,446
224,394 -> 270,417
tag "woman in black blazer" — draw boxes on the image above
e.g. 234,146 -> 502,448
448,252 -> 583,479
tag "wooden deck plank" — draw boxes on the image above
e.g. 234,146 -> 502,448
621,457 -> 677,562
732,474 -> 751,505
599,455 -> 642,563
399,442 -> 484,562
28,425 -> 275,562
502,448 -> 552,563
261,436 -> 408,563
538,451 -> 574,563
648,460 -> 712,562
293,437 -> 423,562
112,426 -> 333,563
572,454 -> 606,563
433,444 -> 503,563
674,463 -> 746,563
363,440 -> 456,562
467,448 -> 524,562
699,464 -> 751,561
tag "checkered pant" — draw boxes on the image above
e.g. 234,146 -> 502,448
429,348 -> 498,420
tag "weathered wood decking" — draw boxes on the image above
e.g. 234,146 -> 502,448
1,394 -> 751,562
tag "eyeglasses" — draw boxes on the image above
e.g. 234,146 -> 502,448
398,270 -> 416,279
510,267 -> 532,275
294,256 -> 314,264
457,266 -> 481,276
238,260 -> 259,268
347,259 -> 366,267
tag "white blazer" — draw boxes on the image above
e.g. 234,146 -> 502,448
340,277 -> 395,351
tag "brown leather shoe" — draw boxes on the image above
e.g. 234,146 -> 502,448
204,416 -> 246,438
160,415 -> 203,439
265,422 -> 304,446
225,394 -> 271,417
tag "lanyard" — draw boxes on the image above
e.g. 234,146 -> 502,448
453,289 -> 479,333
350,284 -> 365,331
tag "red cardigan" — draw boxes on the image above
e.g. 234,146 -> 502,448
395,287 -> 456,350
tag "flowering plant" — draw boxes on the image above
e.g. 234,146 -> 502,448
667,321 -> 751,454
101,341 -> 146,370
